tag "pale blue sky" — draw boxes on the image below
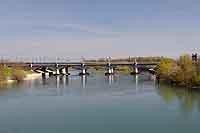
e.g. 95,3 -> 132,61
0,0 -> 200,59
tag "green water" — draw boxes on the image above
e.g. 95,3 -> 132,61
0,73 -> 200,133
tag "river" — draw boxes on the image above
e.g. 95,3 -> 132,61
0,73 -> 200,133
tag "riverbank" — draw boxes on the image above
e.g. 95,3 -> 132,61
0,72 -> 41,85
24,73 -> 41,80
0,65 -> 42,84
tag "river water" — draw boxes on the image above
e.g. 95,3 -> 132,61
0,73 -> 200,133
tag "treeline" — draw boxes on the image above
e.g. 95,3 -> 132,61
0,65 -> 26,82
156,54 -> 200,88
85,56 -> 166,62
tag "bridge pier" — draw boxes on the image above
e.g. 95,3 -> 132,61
49,72 -> 53,76
130,59 -> 139,75
55,68 -> 60,75
130,66 -> 139,75
60,67 -> 70,76
44,67 -> 54,76
79,63 -> 89,76
41,67 -> 47,77
54,64 -> 61,75
30,63 -> 34,72
105,63 -> 114,76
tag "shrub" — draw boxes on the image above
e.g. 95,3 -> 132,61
0,65 -> 12,81
11,68 -> 26,82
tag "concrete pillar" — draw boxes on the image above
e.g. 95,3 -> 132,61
79,63 -> 89,76
61,68 -> 66,75
79,68 -> 87,75
131,59 -> 139,75
105,63 -> 114,75
62,67 -> 70,75
55,64 -> 60,75
111,67 -> 114,74
30,63 -> 33,71
135,66 -> 139,74
45,68 -> 54,76
56,68 -> 60,75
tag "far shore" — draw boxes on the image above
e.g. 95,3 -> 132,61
0,72 -> 41,85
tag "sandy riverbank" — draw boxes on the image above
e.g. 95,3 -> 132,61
24,73 -> 41,80
0,73 -> 41,85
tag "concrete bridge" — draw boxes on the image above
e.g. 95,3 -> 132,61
2,60 -> 159,76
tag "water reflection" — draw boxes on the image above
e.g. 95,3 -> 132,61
1,73 -> 200,114
42,74 -> 47,85
0,74 -> 200,132
106,75 -> 114,85
135,75 -> 138,91
81,75 -> 87,88
56,76 -> 60,88
157,84 -> 200,113
41,75 -> 69,87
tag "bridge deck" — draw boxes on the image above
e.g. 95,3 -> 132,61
0,62 -> 159,67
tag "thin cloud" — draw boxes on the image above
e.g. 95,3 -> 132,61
3,21 -> 121,36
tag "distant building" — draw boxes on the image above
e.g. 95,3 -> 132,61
192,53 -> 198,61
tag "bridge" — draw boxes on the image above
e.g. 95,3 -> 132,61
1,60 -> 159,76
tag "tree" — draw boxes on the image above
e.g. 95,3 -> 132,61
156,58 -> 176,80
174,54 -> 196,86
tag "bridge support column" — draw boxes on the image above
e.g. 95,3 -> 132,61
49,72 -> 53,76
130,59 -> 139,75
41,67 -> 47,77
60,67 -> 70,76
56,68 -> 60,75
30,63 -> 33,72
44,67 -> 54,76
79,63 -> 89,76
105,63 -> 114,76
55,64 -> 60,75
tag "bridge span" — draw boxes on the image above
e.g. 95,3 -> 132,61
1,61 -> 159,76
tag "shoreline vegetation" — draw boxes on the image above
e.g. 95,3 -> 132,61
155,54 -> 200,89
86,56 -> 169,74
85,56 -> 167,63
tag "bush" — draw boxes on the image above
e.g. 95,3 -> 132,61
11,68 -> 26,82
0,65 -> 12,81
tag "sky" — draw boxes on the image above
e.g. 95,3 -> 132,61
0,0 -> 200,60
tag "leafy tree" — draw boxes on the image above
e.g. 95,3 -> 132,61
156,58 -> 176,80
156,54 -> 200,87
175,54 -> 196,86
